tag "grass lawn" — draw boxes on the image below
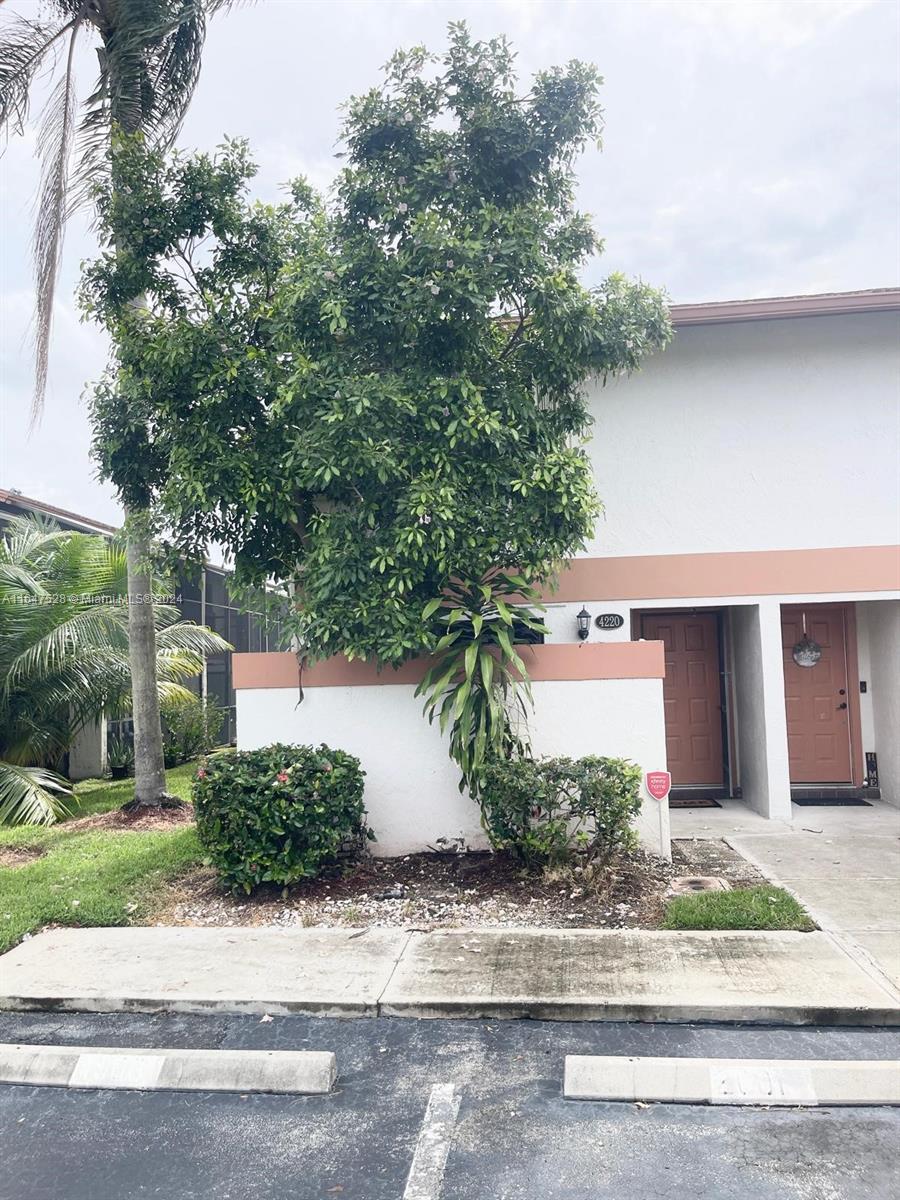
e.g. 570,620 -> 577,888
0,762 -> 202,955
662,884 -> 815,932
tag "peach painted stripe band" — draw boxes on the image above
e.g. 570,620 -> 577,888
546,545 -> 900,603
232,641 -> 665,691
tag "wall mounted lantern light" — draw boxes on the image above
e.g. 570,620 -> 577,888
576,607 -> 591,641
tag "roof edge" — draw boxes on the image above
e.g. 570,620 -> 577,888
0,489 -> 120,536
670,288 -> 900,326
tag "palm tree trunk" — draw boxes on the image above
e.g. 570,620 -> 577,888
124,511 -> 172,807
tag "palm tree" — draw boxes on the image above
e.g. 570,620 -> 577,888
0,515 -> 230,825
0,0 -> 241,807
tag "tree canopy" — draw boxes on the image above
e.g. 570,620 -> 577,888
85,24 -> 671,669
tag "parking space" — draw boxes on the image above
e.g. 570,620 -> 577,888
0,1013 -> 898,1199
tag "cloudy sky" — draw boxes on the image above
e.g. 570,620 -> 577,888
1,0 -> 898,527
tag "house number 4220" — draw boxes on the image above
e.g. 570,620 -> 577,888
594,613 -> 625,630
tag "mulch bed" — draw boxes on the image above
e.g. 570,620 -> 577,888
153,847 -> 680,931
67,803 -> 196,833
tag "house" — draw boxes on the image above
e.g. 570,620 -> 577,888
0,489 -> 286,775
543,288 -> 900,821
222,289 -> 900,857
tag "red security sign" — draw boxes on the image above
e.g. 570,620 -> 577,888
645,771 -> 672,802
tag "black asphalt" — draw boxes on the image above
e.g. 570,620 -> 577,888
0,1012 -> 898,1200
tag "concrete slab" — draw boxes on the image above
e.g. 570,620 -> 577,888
854,933 -> 900,991
722,824 -> 900,1000
731,834 -> 900,880
563,1054 -> 900,1106
670,798 -> 900,840
776,879 -> 900,932
378,929 -> 900,1025
0,926 -> 409,1017
0,1043 -> 336,1094
3,925 -> 899,1025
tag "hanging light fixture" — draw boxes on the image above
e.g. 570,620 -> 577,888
576,607 -> 591,641
792,611 -> 822,667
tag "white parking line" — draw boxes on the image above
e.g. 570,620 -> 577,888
402,1082 -> 462,1200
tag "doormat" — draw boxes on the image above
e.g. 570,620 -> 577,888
669,798 -> 722,809
793,797 -> 872,807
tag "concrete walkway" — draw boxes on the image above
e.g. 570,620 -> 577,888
671,799 -> 900,996
1,925 -> 898,1025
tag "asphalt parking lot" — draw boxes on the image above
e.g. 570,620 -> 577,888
0,1012 -> 898,1200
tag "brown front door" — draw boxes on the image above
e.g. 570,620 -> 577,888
781,605 -> 853,784
642,612 -> 724,788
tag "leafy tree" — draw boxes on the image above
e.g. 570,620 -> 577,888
84,25 -> 671,787
0,516 -> 228,825
0,0 -> 240,810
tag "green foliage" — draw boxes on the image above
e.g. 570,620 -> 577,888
84,24 -> 671,673
0,515 -> 229,825
161,693 -> 225,766
0,761 -> 201,954
106,734 -> 135,772
416,571 -> 546,793
662,885 -> 815,932
478,754 -> 642,868
193,743 -> 372,893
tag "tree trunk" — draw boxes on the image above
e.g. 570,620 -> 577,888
124,514 -> 175,808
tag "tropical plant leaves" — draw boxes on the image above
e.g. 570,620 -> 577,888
417,572 -> 546,794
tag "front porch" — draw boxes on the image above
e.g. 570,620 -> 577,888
649,597 -> 900,822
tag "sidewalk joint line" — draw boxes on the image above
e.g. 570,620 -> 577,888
375,929 -> 413,1016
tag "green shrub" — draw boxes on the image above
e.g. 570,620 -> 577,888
193,743 -> 372,892
478,755 -> 642,868
161,694 -> 225,766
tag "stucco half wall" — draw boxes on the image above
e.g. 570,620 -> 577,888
233,643 -> 670,858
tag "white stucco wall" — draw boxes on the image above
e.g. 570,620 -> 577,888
864,599 -> 900,806
236,676 -> 669,858
68,717 -> 107,782
582,311 -> 900,559
728,603 -> 791,820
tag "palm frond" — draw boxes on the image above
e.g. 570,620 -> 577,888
0,10 -> 75,137
0,761 -> 72,827
155,617 -> 231,657
0,513 -> 75,566
31,13 -> 84,421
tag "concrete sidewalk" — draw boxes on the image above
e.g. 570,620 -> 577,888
670,799 -> 900,996
2,926 -> 899,1025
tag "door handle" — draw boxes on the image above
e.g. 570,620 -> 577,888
837,702 -> 848,710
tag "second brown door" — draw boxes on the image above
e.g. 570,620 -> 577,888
642,612 -> 725,788
781,605 -> 853,784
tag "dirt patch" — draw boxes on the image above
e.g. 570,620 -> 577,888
0,845 -> 46,869
671,838 -> 766,888
67,803 -> 196,833
151,848 -> 678,931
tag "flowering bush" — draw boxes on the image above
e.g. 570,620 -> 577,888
478,755 -> 642,868
193,743 -> 372,892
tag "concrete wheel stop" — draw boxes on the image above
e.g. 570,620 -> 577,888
0,1044 -> 337,1094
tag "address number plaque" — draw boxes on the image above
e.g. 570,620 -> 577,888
594,613 -> 625,631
